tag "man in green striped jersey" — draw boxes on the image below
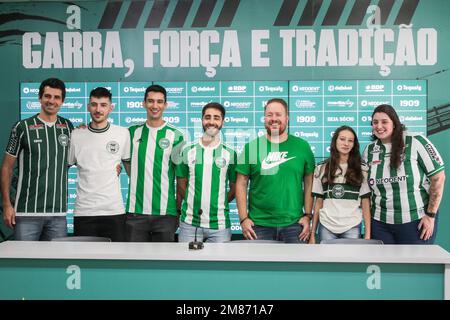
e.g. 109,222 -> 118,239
177,102 -> 237,243
1,78 -> 73,240
124,84 -> 185,242
236,98 -> 315,243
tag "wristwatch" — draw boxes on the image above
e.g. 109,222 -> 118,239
425,211 -> 437,218
303,213 -> 313,219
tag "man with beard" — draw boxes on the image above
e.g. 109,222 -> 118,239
235,98 -> 315,243
68,87 -> 130,241
176,102 -> 237,243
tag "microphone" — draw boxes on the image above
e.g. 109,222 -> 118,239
189,209 -> 204,250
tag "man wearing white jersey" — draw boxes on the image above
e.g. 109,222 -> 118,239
68,87 -> 130,241
125,84 -> 184,242
177,103 -> 237,243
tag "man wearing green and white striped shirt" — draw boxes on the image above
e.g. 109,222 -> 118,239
124,84 -> 184,242
176,103 -> 237,243
1,78 -> 73,241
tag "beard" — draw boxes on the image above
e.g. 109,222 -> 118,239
203,125 -> 221,137
265,120 -> 286,136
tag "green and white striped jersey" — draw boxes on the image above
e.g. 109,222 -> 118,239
176,140 -> 237,230
126,122 -> 184,216
5,114 -> 74,215
362,134 -> 445,224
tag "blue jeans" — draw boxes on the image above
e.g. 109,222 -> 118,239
178,221 -> 231,243
319,223 -> 361,242
253,222 -> 306,243
14,216 -> 67,241
371,215 -> 438,244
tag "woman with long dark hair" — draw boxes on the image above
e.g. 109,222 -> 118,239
362,104 -> 445,244
309,126 -> 371,243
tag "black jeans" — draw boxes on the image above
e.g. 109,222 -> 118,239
74,214 -> 126,242
125,213 -> 178,242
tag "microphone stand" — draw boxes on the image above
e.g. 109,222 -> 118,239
189,209 -> 204,250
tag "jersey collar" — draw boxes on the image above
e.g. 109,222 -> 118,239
88,122 -> 110,133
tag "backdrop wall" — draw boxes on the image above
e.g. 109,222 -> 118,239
0,0 -> 448,247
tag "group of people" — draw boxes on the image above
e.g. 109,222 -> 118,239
0,78 -> 445,245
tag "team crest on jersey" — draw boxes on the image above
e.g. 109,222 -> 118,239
106,141 -> 120,154
58,134 -> 69,146
158,138 -> 170,149
215,157 -> 227,168
331,185 -> 345,198
370,145 -> 381,154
